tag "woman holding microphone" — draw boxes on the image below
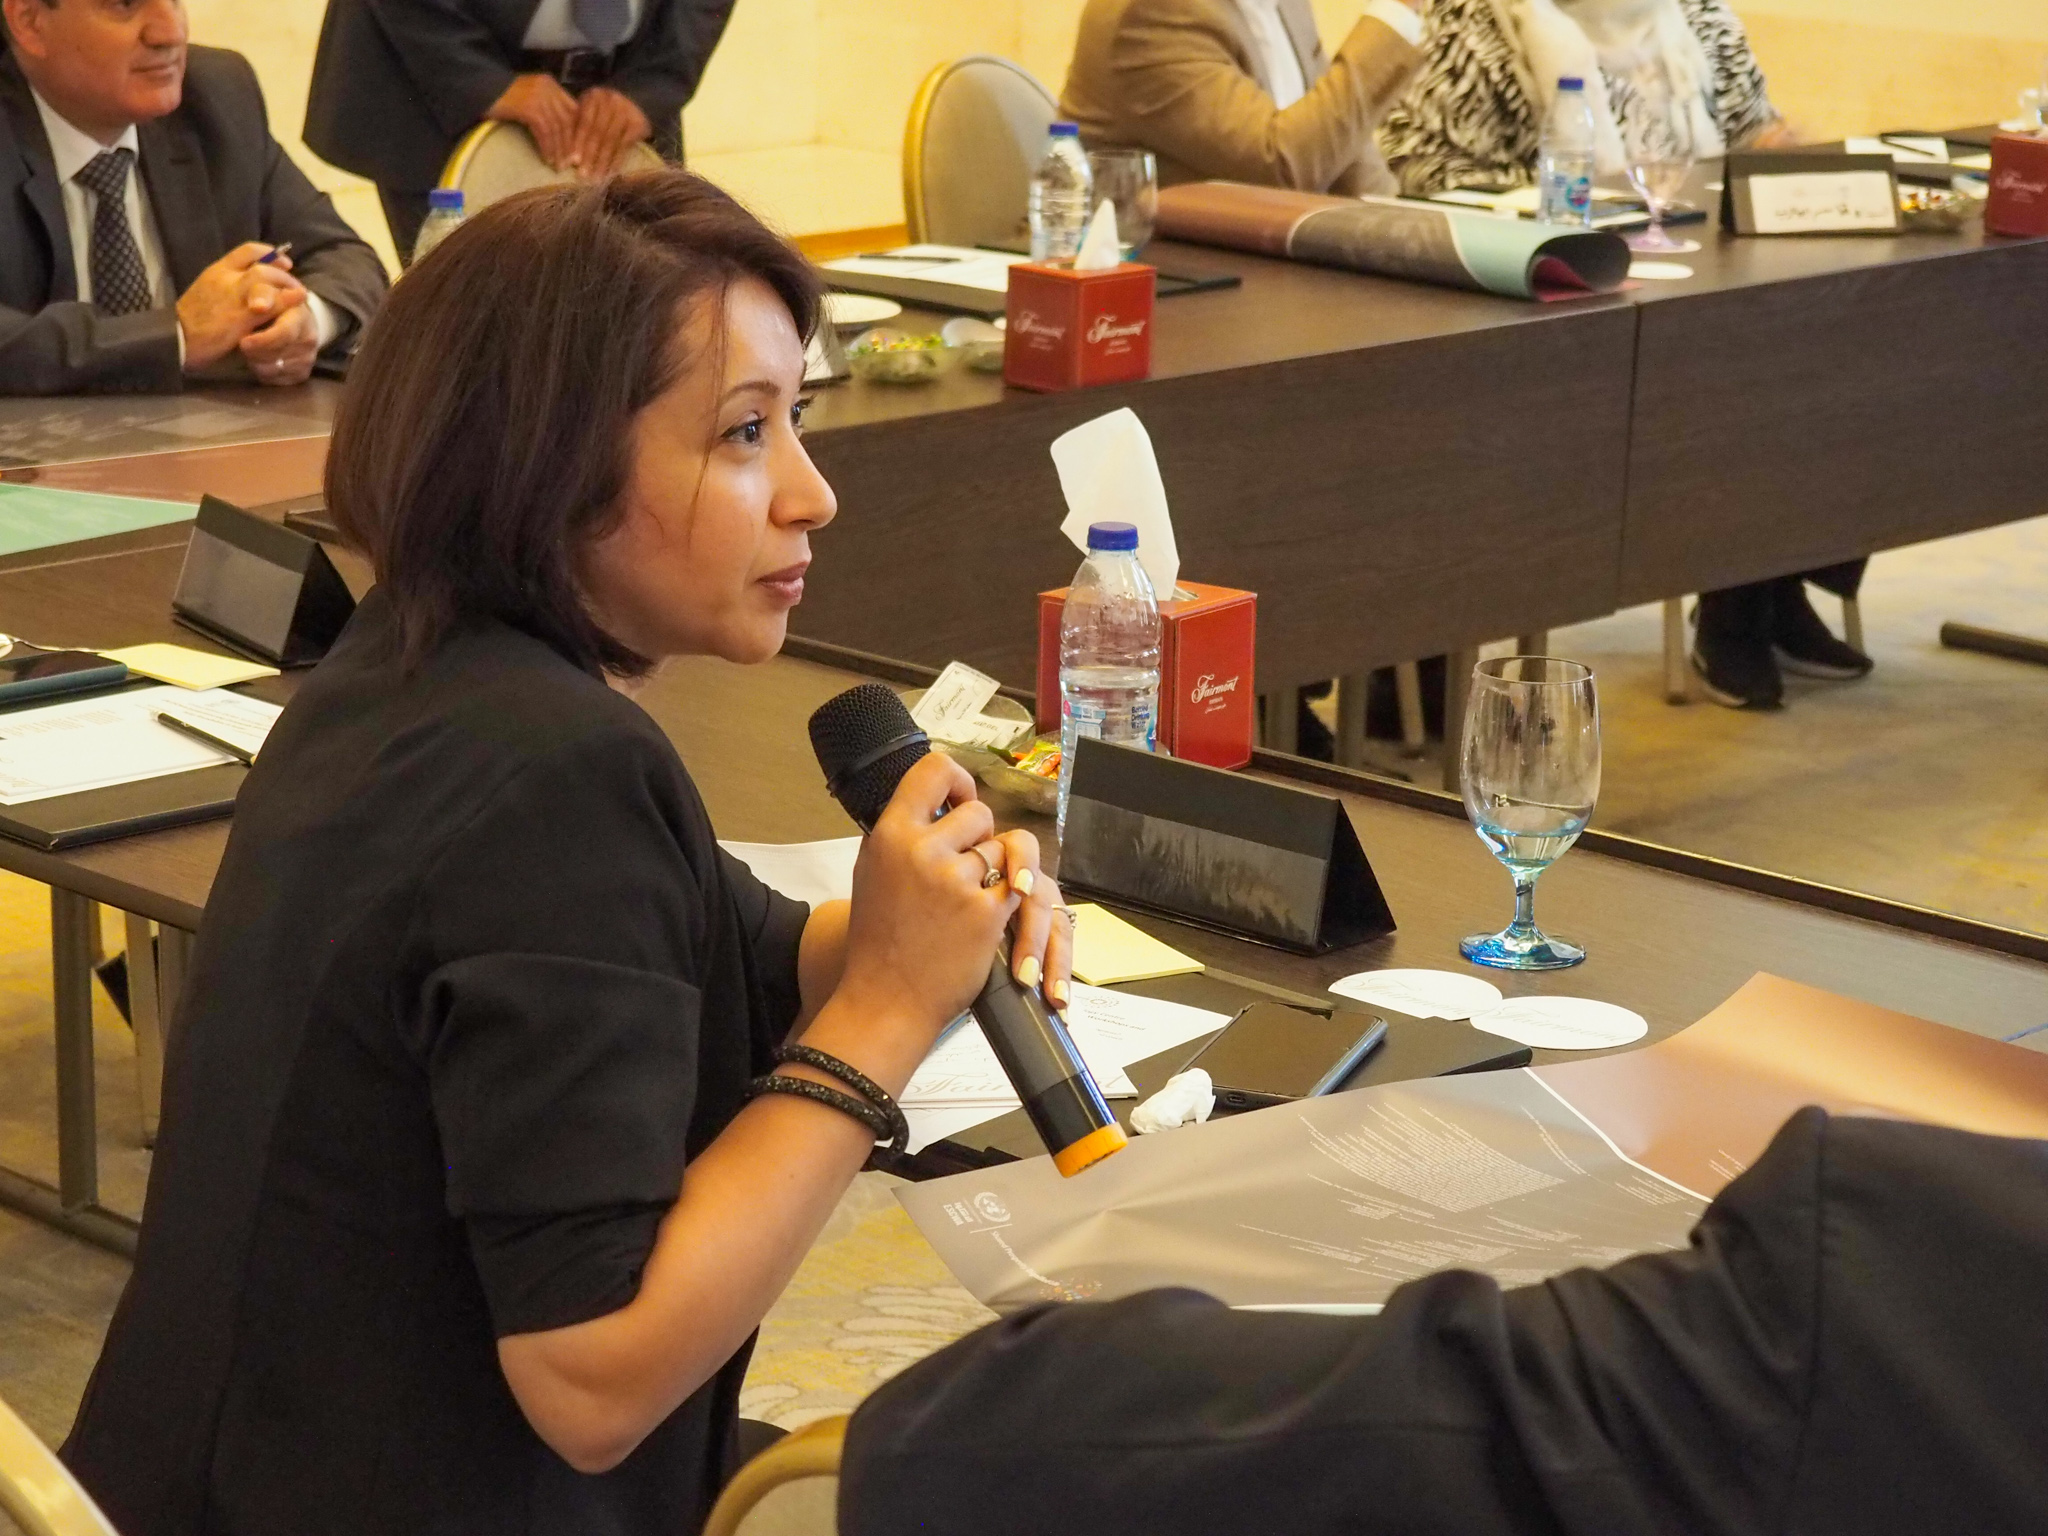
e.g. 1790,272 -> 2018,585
63,172 -> 1070,1535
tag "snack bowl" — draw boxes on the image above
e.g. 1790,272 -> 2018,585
1898,185 -> 1977,232
941,316 -> 1007,373
847,328 -> 955,384
978,747 -> 1060,817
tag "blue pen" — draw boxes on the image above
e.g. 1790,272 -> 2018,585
257,242 -> 293,266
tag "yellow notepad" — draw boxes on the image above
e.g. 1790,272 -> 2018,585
103,644 -> 280,690
1067,902 -> 1205,986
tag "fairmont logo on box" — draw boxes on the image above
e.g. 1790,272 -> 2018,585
1993,167 -> 2048,199
1012,310 -> 1067,341
1086,313 -> 1148,344
1190,672 -> 1240,706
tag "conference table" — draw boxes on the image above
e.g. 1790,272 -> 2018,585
0,534 -> 2041,1254
7,162 -> 2042,717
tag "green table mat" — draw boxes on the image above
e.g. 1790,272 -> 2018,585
0,483 -> 193,557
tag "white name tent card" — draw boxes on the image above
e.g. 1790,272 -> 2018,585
1722,152 -> 1901,236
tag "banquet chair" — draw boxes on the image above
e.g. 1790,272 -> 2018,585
439,121 -> 666,221
903,55 -> 1057,247
0,1391 -> 119,1536
703,1415 -> 846,1536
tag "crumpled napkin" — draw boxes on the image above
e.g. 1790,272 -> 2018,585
1130,1068 -> 1216,1134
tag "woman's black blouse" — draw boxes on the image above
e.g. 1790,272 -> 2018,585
62,592 -> 810,1536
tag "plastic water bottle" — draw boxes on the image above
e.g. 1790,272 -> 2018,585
1028,123 -> 1095,263
411,188 -> 466,261
1537,77 -> 1597,227
1057,522 -> 1162,837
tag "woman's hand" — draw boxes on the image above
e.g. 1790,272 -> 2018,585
833,753 -> 1017,1034
983,829 -> 1072,1010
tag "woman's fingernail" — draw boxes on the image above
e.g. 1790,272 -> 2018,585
1047,977 -> 1069,1008
1012,867 -> 1034,897
1018,956 -> 1041,989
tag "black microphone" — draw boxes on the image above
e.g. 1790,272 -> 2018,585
809,683 -> 1126,1177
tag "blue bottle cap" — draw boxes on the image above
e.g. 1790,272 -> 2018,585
1556,76 -> 1585,91
1049,121 -> 1080,137
1086,521 -> 1139,552
428,188 -> 465,212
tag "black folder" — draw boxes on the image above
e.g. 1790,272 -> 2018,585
0,764 -> 246,850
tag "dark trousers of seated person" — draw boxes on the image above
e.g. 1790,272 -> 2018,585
1695,557 -> 1869,706
380,189 -> 432,267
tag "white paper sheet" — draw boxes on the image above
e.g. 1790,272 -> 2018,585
718,836 -> 861,910
0,684 -> 252,804
1845,135 -> 1948,165
156,690 -> 283,760
821,245 -> 1026,296
903,983 -> 1229,1110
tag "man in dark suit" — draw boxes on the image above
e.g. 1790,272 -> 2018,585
305,0 -> 735,262
843,1109 -> 2048,1535
1,0 -> 386,396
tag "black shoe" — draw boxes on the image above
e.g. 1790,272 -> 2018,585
1690,599 -> 1783,709
1772,585 -> 1873,680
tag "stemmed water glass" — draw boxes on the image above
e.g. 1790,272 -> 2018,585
1619,62 -> 1706,253
1458,657 -> 1601,970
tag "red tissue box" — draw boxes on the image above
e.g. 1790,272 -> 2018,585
1986,131 -> 2048,237
1003,261 -> 1155,392
1036,581 -> 1257,770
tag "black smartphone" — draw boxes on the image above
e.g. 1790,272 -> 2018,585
1182,1002 -> 1389,1112
0,649 -> 129,706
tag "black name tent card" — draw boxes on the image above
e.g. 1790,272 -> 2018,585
1059,738 -> 1395,953
1721,151 -> 1902,236
173,496 -> 355,667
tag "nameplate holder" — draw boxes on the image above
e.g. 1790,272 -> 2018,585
172,495 -> 355,667
1058,739 -> 1395,954
1721,152 -> 1901,236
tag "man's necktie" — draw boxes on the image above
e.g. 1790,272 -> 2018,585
571,0 -> 634,51
73,148 -> 154,317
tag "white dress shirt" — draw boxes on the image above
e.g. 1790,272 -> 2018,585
1232,0 -> 1425,109
31,89 -> 339,355
521,0 -> 645,51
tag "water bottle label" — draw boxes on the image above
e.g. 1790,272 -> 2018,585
1566,175 -> 1592,214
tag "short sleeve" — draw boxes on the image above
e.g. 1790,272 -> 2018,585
716,847 -> 811,1040
409,717 -> 718,1336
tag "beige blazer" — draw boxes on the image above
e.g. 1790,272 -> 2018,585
1061,0 -> 1421,196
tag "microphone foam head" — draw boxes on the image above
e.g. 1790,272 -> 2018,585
808,682 -> 931,832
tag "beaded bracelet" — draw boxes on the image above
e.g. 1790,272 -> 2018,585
744,1074 -> 906,1152
773,1043 -> 909,1149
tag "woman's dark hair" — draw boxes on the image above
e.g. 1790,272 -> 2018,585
327,170 -> 823,676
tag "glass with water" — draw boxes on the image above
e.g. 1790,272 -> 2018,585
1457,656 -> 1600,970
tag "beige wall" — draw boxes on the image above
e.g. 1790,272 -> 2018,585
193,0 -> 2046,257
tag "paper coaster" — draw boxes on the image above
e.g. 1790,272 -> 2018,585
1469,996 -> 1648,1051
1328,969 -> 1503,1020
1628,260 -> 1695,280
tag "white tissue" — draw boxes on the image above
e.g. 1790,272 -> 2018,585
1130,1068 -> 1215,1134
1073,198 -> 1123,271
1051,407 -> 1181,598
